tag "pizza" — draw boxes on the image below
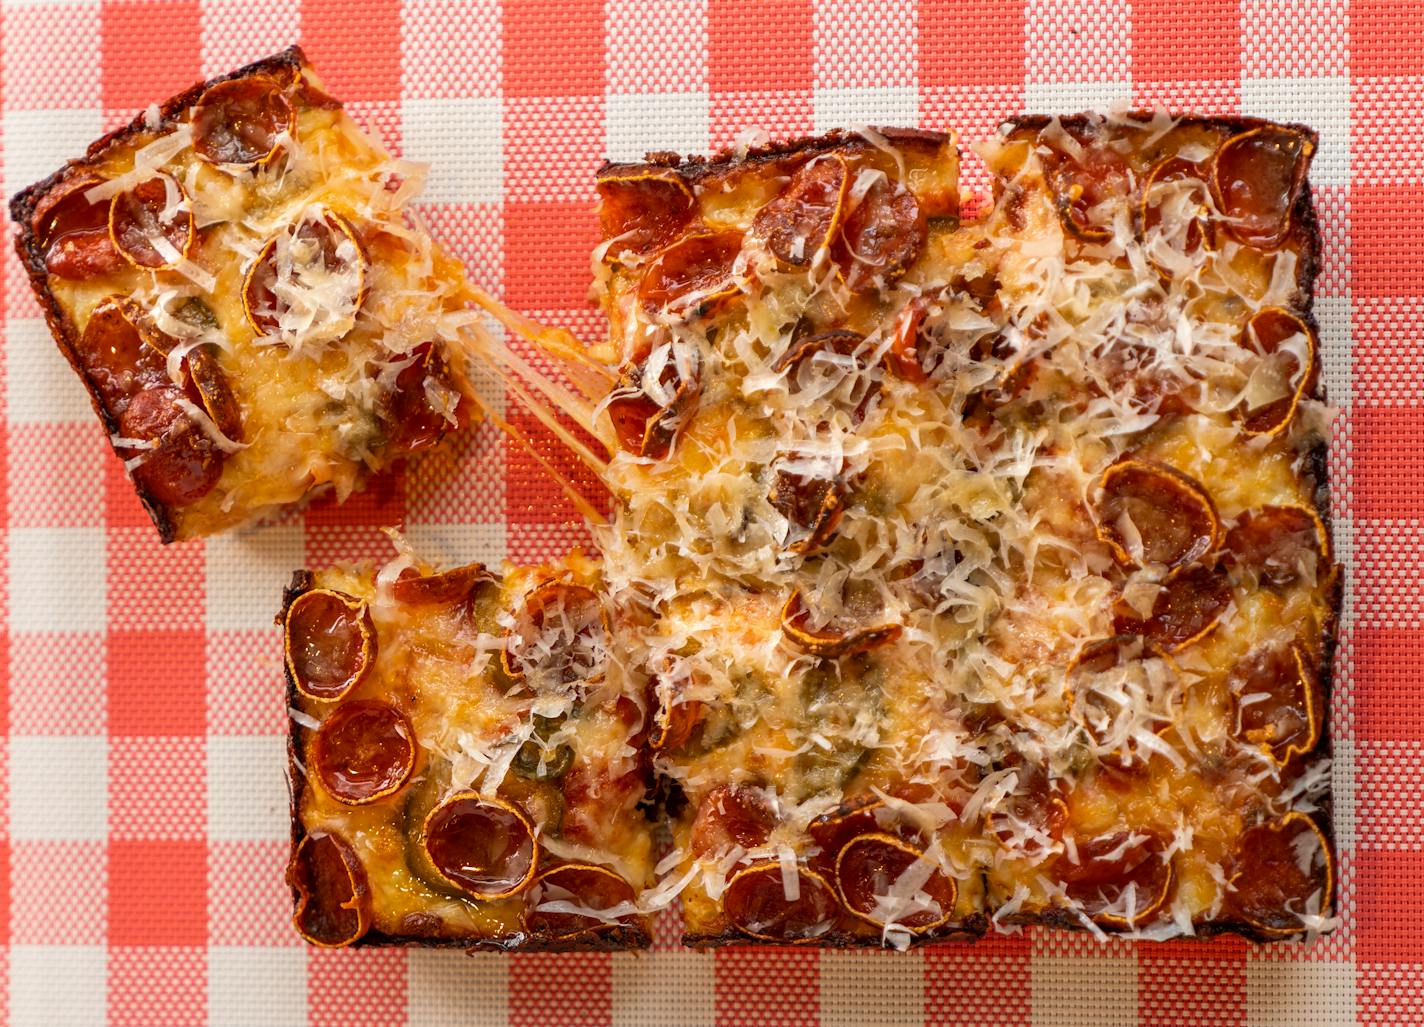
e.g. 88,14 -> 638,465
10,46 -> 476,542
282,547 -> 658,950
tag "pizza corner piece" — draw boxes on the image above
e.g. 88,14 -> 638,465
10,46 -> 478,543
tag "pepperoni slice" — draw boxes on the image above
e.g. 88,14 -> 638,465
752,153 -> 850,268
835,833 -> 957,933
607,337 -> 701,460
1046,146 -> 1132,242
1138,156 -> 1214,269
192,76 -> 294,167
109,173 -> 196,270
284,589 -> 377,702
500,581 -> 610,690
523,863 -> 638,939
1231,643 -> 1320,764
1093,458 -> 1221,573
597,168 -> 696,258
388,563 -> 495,607
116,385 -> 225,507
888,295 -> 934,383
689,784 -> 776,858
1210,126 -> 1314,250
1066,636 -> 1176,769
1114,563 -> 1232,651
780,588 -> 902,659
1224,504 -> 1329,589
1058,832 -> 1174,929
1235,307 -> 1318,438
383,342 -> 470,453
988,768 -> 1069,860
1227,812 -> 1332,934
833,176 -> 926,293
648,680 -> 705,754
722,861 -> 840,944
180,346 -> 243,441
421,793 -> 538,901
809,796 -> 888,864
32,175 -> 124,279
77,298 -> 166,408
243,209 -> 368,342
637,230 -> 743,320
775,329 -> 881,420
288,832 -> 372,947
312,700 -> 417,805
769,468 -> 847,555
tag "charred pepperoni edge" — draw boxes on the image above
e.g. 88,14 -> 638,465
8,47 -> 310,543
278,569 -> 652,953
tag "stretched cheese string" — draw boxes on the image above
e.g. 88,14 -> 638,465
459,281 -> 615,399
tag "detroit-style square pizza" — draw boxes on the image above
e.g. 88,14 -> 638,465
10,47 -> 475,542
282,547 -> 659,951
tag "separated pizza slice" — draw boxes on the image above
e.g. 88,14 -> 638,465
11,46 -> 478,541
282,547 -> 657,951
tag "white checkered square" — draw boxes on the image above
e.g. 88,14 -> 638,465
206,735 -> 291,842
11,734 -> 107,841
409,950 -> 509,1026
1245,959 -> 1356,1026
200,2 -> 302,77
1316,294 -> 1352,410
3,107 -> 102,203
401,97 -> 503,203
612,951 -> 715,1026
9,526 -> 106,633
208,946 -> 308,1027
1024,79 -> 1134,113
204,526 -> 305,632
11,945 -> 106,1027
1032,954 -> 1137,1026
820,951 -> 925,1027
813,87 -> 918,133
605,92 -> 710,162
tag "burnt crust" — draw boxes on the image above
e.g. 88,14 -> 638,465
279,570 -> 653,953
684,914 -> 988,951
9,46 -> 309,544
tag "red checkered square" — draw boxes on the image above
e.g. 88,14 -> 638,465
106,526 -> 205,632
406,421 -> 507,526
109,735 -> 205,841
2,4 -> 102,110
503,99 -> 603,204
1134,0 -> 1240,85
1355,628 -> 1424,742
920,0 -> 1024,89
503,0 -> 606,98
8,424 -> 106,529
1133,80 -> 1242,116
208,840 -> 298,947
924,936 -> 1032,1026
1352,183 -> 1424,299
100,1 -> 202,121
11,840 -> 105,945
102,454 -> 157,530
709,0 -> 813,95
716,948 -> 818,1025
11,631 -> 103,735
107,946 -> 206,1027
509,953 -> 611,1027
1357,741 -> 1424,852
309,947 -> 408,1027
1138,939 -> 1248,1026
608,0 -> 708,96
503,201 -> 602,310
1351,407 -> 1424,520
1241,0 -> 1349,79
107,630 -> 207,736
300,0 -> 403,102
206,629 -> 287,736
303,469 -> 407,530
109,839 -> 207,947
1356,850 -> 1424,963
1352,0 -> 1424,78
401,0 -> 500,100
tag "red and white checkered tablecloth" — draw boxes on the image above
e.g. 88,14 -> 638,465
0,0 -> 1417,1023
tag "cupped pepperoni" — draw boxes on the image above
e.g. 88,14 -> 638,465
780,588 -> 903,659
117,385 -> 224,508
597,168 -> 696,258
769,467 -> 847,555
1058,832 -> 1174,929
835,833 -> 957,933
1115,563 -> 1232,651
1138,156 -> 1214,269
77,298 -> 166,408
722,861 -> 841,944
288,832 -> 372,947
283,589 -> 377,702
689,784 -> 777,858
607,337 -> 701,460
647,680 -> 705,754
1224,504 -> 1330,591
109,173 -> 196,270
183,345 -> 244,441
809,796 -> 888,863
1093,458 -> 1221,573
311,700 -> 417,805
1235,307 -> 1318,438
1210,126 -> 1314,250
523,863 -> 639,939
1231,643 -> 1320,765
192,76 -> 294,167
752,153 -> 850,268
1226,812 -> 1333,935
388,562 -> 495,608
833,176 -> 926,293
637,230 -> 743,320
243,208 -> 368,341
501,581 -> 610,690
1046,146 -> 1132,242
33,175 -> 124,279
383,341 -> 470,453
421,792 -> 538,901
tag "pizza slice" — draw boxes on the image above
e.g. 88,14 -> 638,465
282,546 -> 657,950
10,46 -> 477,541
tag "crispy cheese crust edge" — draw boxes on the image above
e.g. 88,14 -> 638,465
8,46 -> 310,543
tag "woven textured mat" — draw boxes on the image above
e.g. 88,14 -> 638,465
1,0 -> 1417,1024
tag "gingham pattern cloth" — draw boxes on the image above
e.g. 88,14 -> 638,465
0,0 -> 1413,1024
